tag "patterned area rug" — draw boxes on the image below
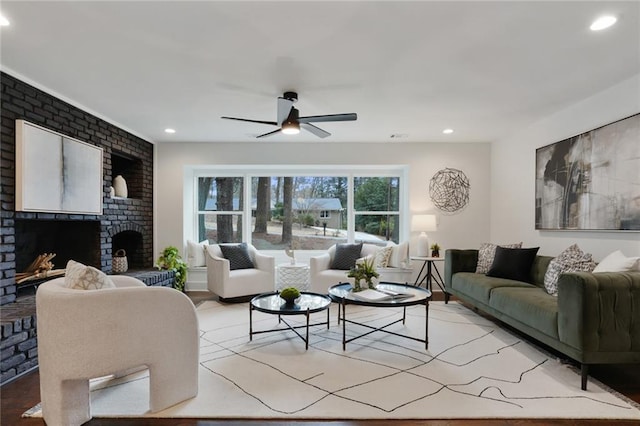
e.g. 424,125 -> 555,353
26,300 -> 640,420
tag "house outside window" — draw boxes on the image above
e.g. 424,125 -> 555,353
191,166 -> 408,252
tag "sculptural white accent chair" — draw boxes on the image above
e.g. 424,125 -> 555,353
36,275 -> 199,426
205,243 -> 275,302
309,242 -> 412,294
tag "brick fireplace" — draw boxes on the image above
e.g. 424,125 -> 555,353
0,71 -> 155,305
0,72 -> 157,384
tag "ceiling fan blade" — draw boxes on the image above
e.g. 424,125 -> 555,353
298,113 -> 358,123
277,97 -> 294,125
256,128 -> 282,138
221,116 -> 278,126
300,123 -> 330,138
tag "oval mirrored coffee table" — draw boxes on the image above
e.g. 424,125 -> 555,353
328,282 -> 432,350
249,292 -> 331,350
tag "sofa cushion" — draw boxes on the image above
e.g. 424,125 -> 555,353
544,244 -> 596,296
489,287 -> 559,339
331,243 -> 363,270
487,246 -> 540,283
593,250 -> 640,273
452,272 -> 534,305
475,242 -> 522,274
530,255 -> 555,288
387,241 -> 409,268
220,243 -> 255,270
186,239 -> 209,267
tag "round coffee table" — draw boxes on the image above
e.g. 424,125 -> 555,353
249,292 -> 331,350
328,282 -> 432,350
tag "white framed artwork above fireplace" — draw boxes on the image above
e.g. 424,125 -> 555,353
16,119 -> 103,215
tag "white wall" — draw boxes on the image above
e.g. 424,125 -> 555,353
155,142 -> 491,261
490,74 -> 640,260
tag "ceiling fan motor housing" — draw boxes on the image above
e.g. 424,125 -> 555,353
283,91 -> 298,102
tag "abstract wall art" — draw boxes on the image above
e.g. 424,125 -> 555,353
429,167 -> 470,213
535,113 -> 639,231
16,120 -> 103,215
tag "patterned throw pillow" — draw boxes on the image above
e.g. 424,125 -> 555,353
373,246 -> 393,268
544,244 -> 596,296
331,243 -> 363,270
475,242 -> 523,274
65,260 -> 116,290
220,243 -> 255,270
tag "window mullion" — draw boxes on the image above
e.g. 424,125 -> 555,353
347,174 -> 355,242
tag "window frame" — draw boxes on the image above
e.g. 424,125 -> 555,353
185,165 -> 409,247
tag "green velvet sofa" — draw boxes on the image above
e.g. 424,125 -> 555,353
444,249 -> 640,390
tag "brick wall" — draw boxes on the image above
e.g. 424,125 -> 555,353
0,71 -> 155,305
0,297 -> 38,383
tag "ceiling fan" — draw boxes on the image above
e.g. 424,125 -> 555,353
221,91 -> 357,138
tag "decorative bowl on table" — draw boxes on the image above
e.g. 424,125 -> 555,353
279,287 -> 301,306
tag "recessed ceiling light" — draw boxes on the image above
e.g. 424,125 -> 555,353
164,128 -> 176,134
590,15 -> 617,31
442,128 -> 454,134
0,15 -> 10,26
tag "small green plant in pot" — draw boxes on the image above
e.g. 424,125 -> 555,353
156,246 -> 188,292
430,243 -> 441,258
348,257 -> 379,291
280,287 -> 301,305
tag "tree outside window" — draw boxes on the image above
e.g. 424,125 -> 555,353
195,172 -> 403,251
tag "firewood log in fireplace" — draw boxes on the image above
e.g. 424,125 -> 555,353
16,253 -> 66,284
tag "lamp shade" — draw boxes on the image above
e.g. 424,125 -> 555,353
411,214 -> 437,232
412,214 -> 436,257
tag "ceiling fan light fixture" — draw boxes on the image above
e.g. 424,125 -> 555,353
281,120 -> 300,135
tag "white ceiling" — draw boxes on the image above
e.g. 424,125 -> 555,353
1,1 -> 638,144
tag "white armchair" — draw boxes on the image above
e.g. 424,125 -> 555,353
205,243 -> 275,301
309,242 -> 412,293
36,275 -> 199,426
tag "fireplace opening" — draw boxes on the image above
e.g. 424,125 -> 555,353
15,219 -> 101,273
112,230 -> 144,270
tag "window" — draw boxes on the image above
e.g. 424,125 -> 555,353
190,166 -> 408,251
196,177 -> 244,243
354,177 -> 400,244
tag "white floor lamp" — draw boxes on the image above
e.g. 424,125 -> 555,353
412,214 -> 437,257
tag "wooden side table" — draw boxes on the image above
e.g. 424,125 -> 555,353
276,263 -> 310,292
410,256 -> 445,292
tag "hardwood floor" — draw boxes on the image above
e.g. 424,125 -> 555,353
2,291 -> 639,426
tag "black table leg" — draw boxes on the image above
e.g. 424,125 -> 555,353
326,306 -> 330,329
425,299 -> 429,350
414,260 -> 428,286
249,303 -> 253,341
342,301 -> 346,350
305,308 -> 310,350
